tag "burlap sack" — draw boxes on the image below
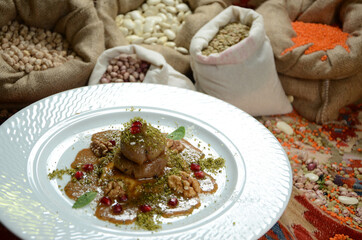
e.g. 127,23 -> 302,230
95,0 -> 231,74
257,0 -> 362,124
232,0 -> 268,9
0,0 -> 105,109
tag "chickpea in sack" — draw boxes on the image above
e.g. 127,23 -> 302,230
96,0 -> 231,74
0,21 -> 80,74
0,0 -> 104,109
190,6 -> 292,116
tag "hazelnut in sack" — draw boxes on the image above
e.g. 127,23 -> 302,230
88,45 -> 195,90
190,6 -> 292,116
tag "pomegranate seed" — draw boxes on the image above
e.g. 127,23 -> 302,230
194,171 -> 205,179
112,203 -> 123,214
132,121 -> 142,128
109,140 -> 116,146
307,162 -> 317,171
119,194 -> 128,202
190,163 -> 201,172
82,164 -> 94,172
100,196 -> 112,206
130,126 -> 141,134
74,171 -> 83,180
139,204 -> 152,212
168,197 -> 178,207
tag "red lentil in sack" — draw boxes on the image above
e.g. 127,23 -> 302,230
257,0 -> 362,124
281,22 -> 350,62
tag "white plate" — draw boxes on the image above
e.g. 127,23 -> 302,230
0,83 -> 292,240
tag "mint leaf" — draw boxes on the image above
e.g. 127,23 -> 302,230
167,126 -> 185,140
72,191 -> 98,208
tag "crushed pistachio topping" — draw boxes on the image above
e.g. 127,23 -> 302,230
197,157 -> 225,174
167,150 -> 189,172
121,117 -> 166,149
48,168 -> 75,180
136,211 -> 161,231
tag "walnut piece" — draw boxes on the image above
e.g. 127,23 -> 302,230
104,181 -> 125,199
90,139 -> 114,157
168,171 -> 201,198
166,139 -> 185,153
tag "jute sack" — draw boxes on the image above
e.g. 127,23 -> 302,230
190,6 -> 292,116
95,0 -> 231,74
88,45 -> 195,90
0,0 -> 105,109
257,0 -> 362,124
232,0 -> 268,9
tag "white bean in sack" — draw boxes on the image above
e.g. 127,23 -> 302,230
115,0 -> 191,54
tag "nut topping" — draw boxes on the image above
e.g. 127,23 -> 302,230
104,181 -> 125,199
168,171 -> 201,198
90,139 -> 114,157
166,139 -> 185,153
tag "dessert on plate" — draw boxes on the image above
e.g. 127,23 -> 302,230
49,117 -> 225,230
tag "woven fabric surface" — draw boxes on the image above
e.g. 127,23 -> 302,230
258,104 -> 362,240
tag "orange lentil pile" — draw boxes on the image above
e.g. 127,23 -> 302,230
330,234 -> 353,240
281,21 -> 350,61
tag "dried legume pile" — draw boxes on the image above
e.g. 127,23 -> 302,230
202,22 -> 250,56
259,105 -> 362,231
100,54 -> 150,84
0,21 -> 80,73
281,21 -> 350,61
330,234 -> 354,240
115,0 -> 191,54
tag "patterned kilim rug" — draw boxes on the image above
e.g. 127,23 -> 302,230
258,104 -> 362,240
